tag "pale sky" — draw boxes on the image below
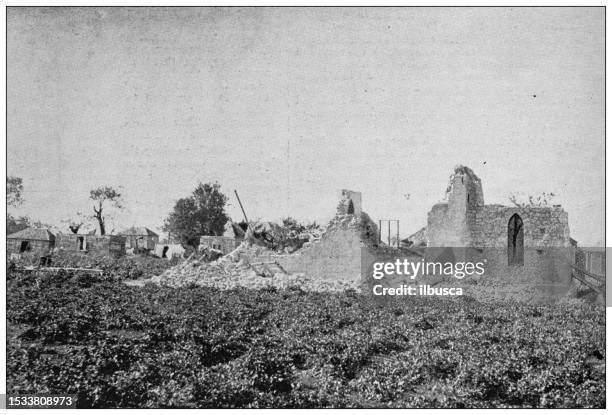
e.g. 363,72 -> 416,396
7,7 -> 604,245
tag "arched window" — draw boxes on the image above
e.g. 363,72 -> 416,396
508,214 -> 524,266
347,199 -> 355,214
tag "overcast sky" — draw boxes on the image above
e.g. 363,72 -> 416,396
7,7 -> 604,245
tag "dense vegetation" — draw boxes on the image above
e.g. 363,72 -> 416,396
7,267 -> 605,409
10,250 -> 174,280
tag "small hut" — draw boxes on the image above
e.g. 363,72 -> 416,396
119,226 -> 159,252
7,228 -> 56,255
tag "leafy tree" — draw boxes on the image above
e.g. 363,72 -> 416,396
6,177 -> 54,234
7,214 -> 30,234
89,186 -> 123,235
7,215 -> 54,234
7,176 -> 24,207
163,182 -> 229,248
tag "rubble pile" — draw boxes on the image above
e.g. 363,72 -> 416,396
152,197 -> 377,292
151,241 -> 361,292
245,220 -> 324,253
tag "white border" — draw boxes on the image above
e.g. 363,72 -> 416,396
1,2 -> 608,414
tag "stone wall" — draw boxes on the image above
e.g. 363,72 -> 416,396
249,212 -> 378,281
428,166 -> 486,247
477,247 -> 572,296
200,236 -> 241,255
423,166 -> 572,294
472,205 -> 569,248
124,235 -> 159,251
56,233 -> 126,257
336,189 -> 362,217
427,203 -> 452,246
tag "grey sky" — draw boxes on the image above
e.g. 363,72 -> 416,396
7,7 -> 604,245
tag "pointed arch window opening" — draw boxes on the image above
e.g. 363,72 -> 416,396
508,214 -> 524,266
347,199 -> 355,215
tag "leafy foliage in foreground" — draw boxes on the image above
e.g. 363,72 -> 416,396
6,270 -> 605,408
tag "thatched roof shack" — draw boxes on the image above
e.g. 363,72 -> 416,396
7,228 -> 55,254
119,226 -> 159,251
56,233 -> 126,257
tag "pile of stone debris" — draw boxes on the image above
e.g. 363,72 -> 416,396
152,193 -> 376,293
151,241 -> 361,292
245,220 -> 324,253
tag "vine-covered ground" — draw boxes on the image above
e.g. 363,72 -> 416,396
6,267 -> 605,408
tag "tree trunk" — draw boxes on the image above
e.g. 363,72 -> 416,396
93,202 -> 106,235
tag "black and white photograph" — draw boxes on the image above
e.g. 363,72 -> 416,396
3,5 -> 607,410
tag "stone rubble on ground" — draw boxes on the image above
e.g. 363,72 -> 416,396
151,204 -> 377,293
151,241 -> 362,293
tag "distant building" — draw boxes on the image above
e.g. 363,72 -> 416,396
153,243 -> 185,260
199,222 -> 244,255
56,233 -> 126,257
582,247 -> 605,275
119,226 -> 159,252
7,228 -> 55,254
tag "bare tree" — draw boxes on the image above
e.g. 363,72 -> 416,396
90,186 -> 124,235
508,192 -> 556,208
62,211 -> 88,234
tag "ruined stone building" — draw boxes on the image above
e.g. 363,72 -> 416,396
409,166 -> 573,293
56,233 -> 126,257
247,189 -> 378,281
426,166 -> 570,250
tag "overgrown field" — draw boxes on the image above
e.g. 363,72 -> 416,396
10,250 -> 174,280
6,268 -> 605,408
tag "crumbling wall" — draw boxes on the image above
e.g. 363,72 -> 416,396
250,189 -> 373,280
251,213 -> 378,281
276,222 -> 364,280
427,203 -> 466,246
446,165 -> 484,206
472,205 -> 570,248
424,166 -> 573,296
404,226 -> 427,247
428,166 -> 484,247
475,247 -> 573,298
336,189 -> 362,217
